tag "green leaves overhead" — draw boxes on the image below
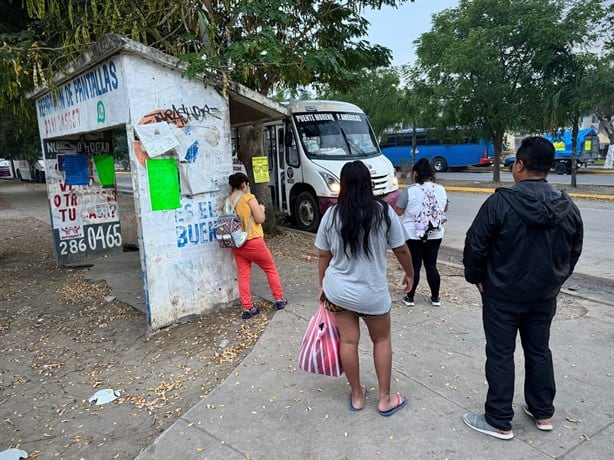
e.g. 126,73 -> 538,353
319,67 -> 404,139
412,0 -> 609,182
185,0 -> 395,94
1,0 -> 407,105
1,0 -> 409,155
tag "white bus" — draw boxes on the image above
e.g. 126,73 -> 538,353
262,100 -> 399,232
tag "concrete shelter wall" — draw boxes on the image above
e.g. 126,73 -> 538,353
120,54 -> 237,329
33,43 -> 241,330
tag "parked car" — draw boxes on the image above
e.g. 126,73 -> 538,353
12,159 -> 46,182
0,158 -> 14,178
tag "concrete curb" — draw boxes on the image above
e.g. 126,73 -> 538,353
439,259 -> 614,307
444,186 -> 614,201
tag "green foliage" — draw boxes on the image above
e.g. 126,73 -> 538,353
4,0 -> 403,97
0,105 -> 41,160
412,0 -> 608,182
318,67 -> 404,139
184,0 -> 397,95
1,0 -> 409,142
0,2 -> 42,157
590,62 -> 614,138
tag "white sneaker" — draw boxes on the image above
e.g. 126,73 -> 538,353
431,297 -> 441,306
463,413 -> 514,440
523,404 -> 553,431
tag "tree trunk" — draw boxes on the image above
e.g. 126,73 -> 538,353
571,119 -> 579,188
491,129 -> 504,184
236,124 -> 277,234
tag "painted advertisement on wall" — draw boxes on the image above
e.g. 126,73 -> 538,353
36,58 -> 128,138
43,133 -> 123,264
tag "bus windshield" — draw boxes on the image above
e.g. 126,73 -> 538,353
294,112 -> 379,159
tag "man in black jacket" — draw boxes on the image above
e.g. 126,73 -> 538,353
462,136 -> 583,440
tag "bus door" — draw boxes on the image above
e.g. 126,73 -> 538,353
276,126 -> 289,212
264,124 -> 288,213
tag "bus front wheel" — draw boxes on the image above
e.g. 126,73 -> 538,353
554,162 -> 568,175
432,157 -> 448,173
294,191 -> 320,233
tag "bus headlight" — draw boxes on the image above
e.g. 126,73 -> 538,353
320,172 -> 340,194
391,176 -> 398,187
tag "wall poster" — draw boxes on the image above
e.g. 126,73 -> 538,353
43,131 -> 123,264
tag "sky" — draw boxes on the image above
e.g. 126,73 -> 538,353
363,1 -> 460,66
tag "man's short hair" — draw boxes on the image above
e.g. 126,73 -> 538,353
516,136 -> 555,173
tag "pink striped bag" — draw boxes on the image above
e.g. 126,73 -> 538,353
298,303 -> 343,377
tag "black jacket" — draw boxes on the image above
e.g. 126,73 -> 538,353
463,179 -> 583,302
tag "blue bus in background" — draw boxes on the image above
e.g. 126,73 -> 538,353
380,128 -> 494,172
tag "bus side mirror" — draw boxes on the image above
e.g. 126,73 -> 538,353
284,129 -> 293,148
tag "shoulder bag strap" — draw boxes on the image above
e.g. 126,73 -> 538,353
230,192 -> 243,211
231,192 -> 254,233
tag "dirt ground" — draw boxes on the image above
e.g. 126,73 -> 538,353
0,177 -> 610,459
0,185 -> 318,460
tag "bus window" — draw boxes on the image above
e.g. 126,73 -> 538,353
286,124 -> 300,168
277,128 -> 285,165
415,134 -> 427,146
381,134 -> 398,148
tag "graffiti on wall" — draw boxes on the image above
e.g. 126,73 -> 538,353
174,197 -> 218,248
143,104 -> 221,124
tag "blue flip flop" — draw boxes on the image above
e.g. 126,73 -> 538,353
348,386 -> 367,411
379,393 -> 407,417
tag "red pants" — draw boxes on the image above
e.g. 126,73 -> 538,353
231,237 -> 284,309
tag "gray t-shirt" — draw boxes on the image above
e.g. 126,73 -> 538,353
315,203 -> 407,315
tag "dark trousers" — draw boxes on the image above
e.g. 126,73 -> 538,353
406,238 -> 442,299
482,296 -> 557,431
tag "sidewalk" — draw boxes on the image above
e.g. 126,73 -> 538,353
130,253 -> 614,459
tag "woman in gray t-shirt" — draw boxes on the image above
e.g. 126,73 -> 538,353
315,161 -> 414,416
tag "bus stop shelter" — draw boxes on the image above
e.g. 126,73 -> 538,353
29,33 -> 289,330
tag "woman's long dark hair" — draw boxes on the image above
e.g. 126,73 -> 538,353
331,161 -> 390,258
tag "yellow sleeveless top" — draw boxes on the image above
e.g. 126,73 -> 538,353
233,192 -> 264,240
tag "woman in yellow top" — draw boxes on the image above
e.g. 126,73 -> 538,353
227,172 -> 287,319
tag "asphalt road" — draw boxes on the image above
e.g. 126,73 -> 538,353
439,168 -> 614,186
422,189 -> 614,307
